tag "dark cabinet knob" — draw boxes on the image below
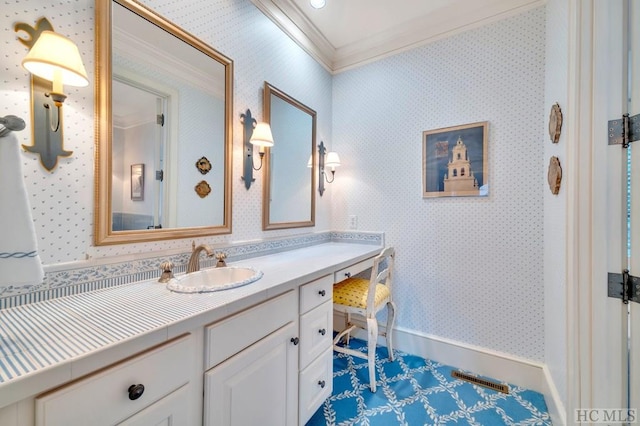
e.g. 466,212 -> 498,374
318,289 -> 326,297
291,337 -> 300,345
345,272 -> 351,278
318,328 -> 326,336
128,384 -> 145,400
318,380 -> 326,388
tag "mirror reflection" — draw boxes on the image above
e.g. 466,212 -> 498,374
95,0 -> 233,245
262,82 -> 316,230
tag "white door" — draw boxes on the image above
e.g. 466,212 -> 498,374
600,0 -> 640,422
204,322 -> 298,426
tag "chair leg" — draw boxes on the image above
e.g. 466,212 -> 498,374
386,301 -> 397,361
345,312 -> 352,345
367,317 -> 378,392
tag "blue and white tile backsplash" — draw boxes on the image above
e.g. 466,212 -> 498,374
0,231 -> 382,309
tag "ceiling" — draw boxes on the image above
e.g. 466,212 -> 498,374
251,0 -> 544,73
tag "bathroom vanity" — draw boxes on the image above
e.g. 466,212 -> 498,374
0,242 -> 379,425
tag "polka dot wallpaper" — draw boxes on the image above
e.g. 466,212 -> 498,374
1,0 -> 333,264
331,8 -> 546,361
2,0 -> 547,361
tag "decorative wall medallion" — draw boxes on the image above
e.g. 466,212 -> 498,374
548,103 -> 562,143
547,156 -> 562,195
196,156 -> 212,174
195,180 -> 211,198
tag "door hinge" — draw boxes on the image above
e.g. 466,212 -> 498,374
157,113 -> 165,127
155,170 -> 163,182
608,270 -> 640,304
608,113 -> 640,147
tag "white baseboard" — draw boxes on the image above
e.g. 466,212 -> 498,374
333,313 -> 566,425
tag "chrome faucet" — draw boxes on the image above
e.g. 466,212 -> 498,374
187,241 -> 213,273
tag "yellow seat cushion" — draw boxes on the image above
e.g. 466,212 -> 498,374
333,277 -> 390,309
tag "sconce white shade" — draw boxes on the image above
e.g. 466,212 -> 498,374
22,31 -> 89,88
310,0 -> 326,9
325,151 -> 341,170
250,122 -> 274,147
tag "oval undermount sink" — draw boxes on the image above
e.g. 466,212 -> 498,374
166,266 -> 263,293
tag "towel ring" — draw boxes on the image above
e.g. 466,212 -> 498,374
0,115 -> 26,137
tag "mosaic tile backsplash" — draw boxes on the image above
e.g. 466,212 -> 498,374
0,232 -> 382,309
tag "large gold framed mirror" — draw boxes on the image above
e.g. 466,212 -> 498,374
94,0 -> 233,245
262,82 -> 316,230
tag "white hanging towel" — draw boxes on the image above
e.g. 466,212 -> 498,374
0,131 -> 44,288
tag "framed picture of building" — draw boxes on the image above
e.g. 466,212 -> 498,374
131,163 -> 145,201
422,121 -> 488,198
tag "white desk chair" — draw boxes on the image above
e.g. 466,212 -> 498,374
332,246 -> 396,392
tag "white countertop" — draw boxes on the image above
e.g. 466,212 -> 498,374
0,242 -> 380,408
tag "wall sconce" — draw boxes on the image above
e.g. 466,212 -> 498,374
15,18 -> 89,171
240,109 -> 274,190
318,141 -> 340,196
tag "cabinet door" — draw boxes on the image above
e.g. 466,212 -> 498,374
204,322 -> 298,426
118,385 -> 189,426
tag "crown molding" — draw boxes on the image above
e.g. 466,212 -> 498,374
251,0 -> 335,71
251,0 -> 545,74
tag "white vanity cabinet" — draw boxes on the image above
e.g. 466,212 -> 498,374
34,334 -> 194,426
298,275 -> 334,425
203,290 -> 299,426
0,243 -> 381,426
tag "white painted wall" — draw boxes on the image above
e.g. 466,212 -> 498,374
543,0 -> 568,412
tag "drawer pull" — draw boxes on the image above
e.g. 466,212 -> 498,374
344,272 -> 351,278
318,380 -> 326,388
318,328 -> 326,336
127,384 -> 145,401
318,289 -> 326,297
291,337 -> 300,346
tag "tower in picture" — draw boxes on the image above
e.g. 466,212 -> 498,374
443,136 -> 478,194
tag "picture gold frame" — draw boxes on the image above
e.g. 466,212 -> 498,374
422,122 -> 488,198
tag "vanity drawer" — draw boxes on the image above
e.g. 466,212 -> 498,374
35,335 -> 192,426
334,257 -> 375,283
205,290 -> 296,369
299,347 -> 333,426
300,274 -> 333,313
299,300 -> 333,369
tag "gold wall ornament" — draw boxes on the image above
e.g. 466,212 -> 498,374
196,156 -> 212,174
548,103 -> 563,143
547,156 -> 562,195
195,180 -> 211,198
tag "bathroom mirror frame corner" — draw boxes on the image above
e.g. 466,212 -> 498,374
94,0 -> 234,245
262,81 -> 316,231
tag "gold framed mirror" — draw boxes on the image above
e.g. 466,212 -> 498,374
262,82 -> 316,230
95,0 -> 233,245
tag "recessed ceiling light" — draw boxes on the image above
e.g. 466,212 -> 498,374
310,0 -> 326,9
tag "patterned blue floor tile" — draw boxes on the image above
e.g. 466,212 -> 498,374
306,337 -> 552,426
